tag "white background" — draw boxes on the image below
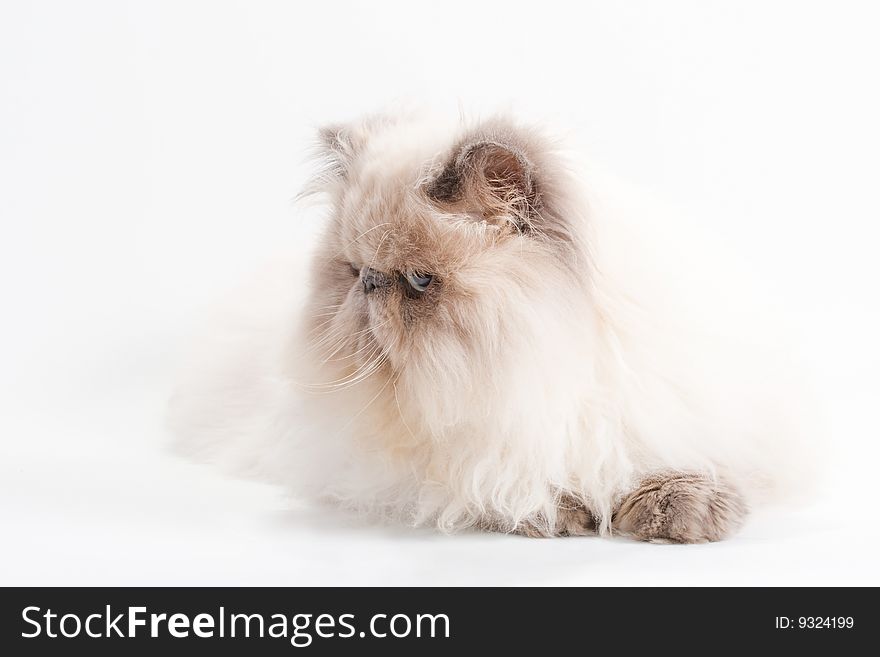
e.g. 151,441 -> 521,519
2,0 -> 879,585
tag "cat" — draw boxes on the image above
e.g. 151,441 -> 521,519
169,111 -> 817,543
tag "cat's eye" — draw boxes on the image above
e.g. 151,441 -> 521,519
403,272 -> 433,293
349,263 -> 361,277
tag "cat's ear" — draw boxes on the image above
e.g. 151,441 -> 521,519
298,123 -> 365,199
316,123 -> 360,181
425,133 -> 542,230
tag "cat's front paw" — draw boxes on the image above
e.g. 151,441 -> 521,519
512,495 -> 597,538
612,473 -> 747,544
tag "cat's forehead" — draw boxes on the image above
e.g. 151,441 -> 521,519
336,182 -> 495,272
339,189 -> 442,264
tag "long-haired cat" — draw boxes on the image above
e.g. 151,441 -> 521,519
170,111 -> 816,543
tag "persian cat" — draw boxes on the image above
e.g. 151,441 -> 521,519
170,111 -> 816,543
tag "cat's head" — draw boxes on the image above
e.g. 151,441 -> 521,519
296,113 -> 592,430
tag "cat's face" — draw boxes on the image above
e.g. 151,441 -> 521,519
298,115 -> 586,425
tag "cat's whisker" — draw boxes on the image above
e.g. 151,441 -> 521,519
323,337 -> 381,363
298,352 -> 387,393
316,333 -> 361,363
309,326 -> 372,359
297,342 -> 385,388
312,302 -> 345,311
333,357 -> 387,390
393,371 -> 418,444
312,310 -> 339,317
309,310 -> 378,345
303,330 -> 351,359
309,315 -> 341,334
304,303 -> 346,321
335,358 -> 401,433
319,319 -> 386,346
305,331 -> 348,356
296,330 -> 348,362
309,313 -> 379,347
332,222 -> 393,260
321,320 -> 390,363
366,228 -> 393,273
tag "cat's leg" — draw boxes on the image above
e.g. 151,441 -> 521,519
506,494 -> 598,538
612,472 -> 747,543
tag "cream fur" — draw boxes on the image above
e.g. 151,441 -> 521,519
168,111 -> 818,537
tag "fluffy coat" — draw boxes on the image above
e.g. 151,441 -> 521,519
169,112 -> 816,541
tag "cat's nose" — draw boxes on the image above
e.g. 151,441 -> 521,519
361,267 -> 388,294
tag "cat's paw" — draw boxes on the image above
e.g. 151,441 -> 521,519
612,473 -> 747,544
553,498 -> 598,537
511,495 -> 597,538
